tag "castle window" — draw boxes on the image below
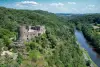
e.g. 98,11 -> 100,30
27,38 -> 28,40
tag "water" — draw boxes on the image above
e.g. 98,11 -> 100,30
75,30 -> 100,67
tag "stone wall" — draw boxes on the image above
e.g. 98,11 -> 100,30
19,25 -> 46,41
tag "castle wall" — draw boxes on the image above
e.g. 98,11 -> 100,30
19,25 -> 46,41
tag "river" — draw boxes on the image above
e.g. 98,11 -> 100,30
75,30 -> 100,67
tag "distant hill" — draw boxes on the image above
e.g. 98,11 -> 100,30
56,13 -> 84,16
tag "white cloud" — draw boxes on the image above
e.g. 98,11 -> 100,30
85,5 -> 95,10
16,1 -> 39,6
68,2 -> 76,4
72,8 -> 79,12
81,5 -> 97,13
88,5 -> 95,8
50,3 -> 64,7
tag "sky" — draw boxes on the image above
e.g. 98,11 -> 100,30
0,0 -> 100,13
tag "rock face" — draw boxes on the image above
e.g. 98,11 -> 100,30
1,51 -> 18,60
19,25 -> 46,41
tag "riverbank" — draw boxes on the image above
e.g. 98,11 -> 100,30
76,41 -> 97,67
82,25 -> 100,49
82,47 -> 97,67
75,30 -> 100,67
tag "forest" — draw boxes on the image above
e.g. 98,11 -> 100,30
0,7 -> 100,67
69,14 -> 100,48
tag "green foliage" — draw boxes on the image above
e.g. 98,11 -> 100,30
86,60 -> 91,66
0,7 -> 89,67
0,28 -> 16,47
17,53 -> 23,65
82,25 -> 100,48
29,50 -> 42,61
71,13 -> 100,48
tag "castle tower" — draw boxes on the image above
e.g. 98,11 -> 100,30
19,26 -> 28,41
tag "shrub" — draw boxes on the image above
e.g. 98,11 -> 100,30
29,50 -> 42,61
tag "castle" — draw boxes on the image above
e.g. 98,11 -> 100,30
19,25 -> 46,41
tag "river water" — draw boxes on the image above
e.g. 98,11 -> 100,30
75,30 -> 100,67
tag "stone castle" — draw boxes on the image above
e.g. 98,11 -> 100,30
19,25 -> 46,41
